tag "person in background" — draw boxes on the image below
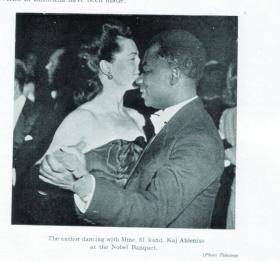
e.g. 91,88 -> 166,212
28,47 -> 77,162
219,61 -> 237,229
210,61 -> 237,229
23,52 -> 38,102
12,59 -> 42,223
12,48 -> 78,224
13,59 -> 41,174
45,48 -> 66,100
25,52 -> 38,79
197,61 -> 228,128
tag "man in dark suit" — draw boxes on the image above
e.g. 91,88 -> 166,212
39,30 -> 224,228
13,59 -> 41,180
13,59 -> 43,223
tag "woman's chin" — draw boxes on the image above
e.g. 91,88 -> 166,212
115,79 -> 136,91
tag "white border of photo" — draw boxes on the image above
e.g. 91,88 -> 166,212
0,1 -> 279,260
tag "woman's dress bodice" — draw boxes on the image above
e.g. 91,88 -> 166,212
85,136 -> 146,187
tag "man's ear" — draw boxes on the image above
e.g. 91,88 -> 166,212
169,67 -> 180,86
99,60 -> 112,76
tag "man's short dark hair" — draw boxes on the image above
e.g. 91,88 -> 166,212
149,30 -> 206,82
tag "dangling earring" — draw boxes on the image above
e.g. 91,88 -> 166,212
108,73 -> 113,80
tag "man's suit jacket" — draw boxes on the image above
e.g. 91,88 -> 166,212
14,97 -> 74,173
13,99 -> 41,165
82,98 -> 224,228
13,99 -> 42,224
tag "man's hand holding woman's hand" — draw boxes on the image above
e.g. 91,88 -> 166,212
39,141 -> 89,192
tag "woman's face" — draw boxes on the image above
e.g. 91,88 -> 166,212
45,48 -> 65,84
110,37 -> 140,87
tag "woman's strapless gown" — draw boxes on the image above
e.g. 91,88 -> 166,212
85,136 -> 145,187
29,137 -> 146,225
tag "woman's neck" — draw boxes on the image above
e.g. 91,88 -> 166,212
85,76 -> 132,114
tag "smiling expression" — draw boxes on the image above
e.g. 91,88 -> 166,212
138,44 -> 172,109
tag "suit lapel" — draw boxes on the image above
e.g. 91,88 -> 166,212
14,110 -> 26,149
13,100 -> 39,149
126,98 -> 204,189
163,98 -> 204,136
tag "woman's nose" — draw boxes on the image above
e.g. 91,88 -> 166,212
136,56 -> 141,66
135,56 -> 141,73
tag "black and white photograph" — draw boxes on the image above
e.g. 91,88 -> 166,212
12,13 -> 237,228
0,1 -> 279,260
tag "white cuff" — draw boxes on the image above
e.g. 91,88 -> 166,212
74,175 -> 96,213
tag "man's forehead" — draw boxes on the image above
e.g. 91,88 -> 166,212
143,44 -> 160,63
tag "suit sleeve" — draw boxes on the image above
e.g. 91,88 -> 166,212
80,132 -> 224,227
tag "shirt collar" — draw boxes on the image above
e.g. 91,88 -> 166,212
14,94 -> 26,129
151,96 -> 198,135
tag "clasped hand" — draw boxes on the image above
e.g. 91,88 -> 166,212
39,141 -> 87,192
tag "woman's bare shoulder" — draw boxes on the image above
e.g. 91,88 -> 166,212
63,107 -> 98,124
48,108 -> 98,152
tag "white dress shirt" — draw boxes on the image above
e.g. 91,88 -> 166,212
75,96 -> 198,213
14,94 -> 26,129
150,96 -> 198,135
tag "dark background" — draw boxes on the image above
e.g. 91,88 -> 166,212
16,14 -> 237,67
15,14 -> 238,115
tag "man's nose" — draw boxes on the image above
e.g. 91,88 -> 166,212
133,74 -> 143,89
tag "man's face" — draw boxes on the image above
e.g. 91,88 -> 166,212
45,48 -> 65,84
137,44 -> 172,109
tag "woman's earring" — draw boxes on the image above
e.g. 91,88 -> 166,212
108,73 -> 113,80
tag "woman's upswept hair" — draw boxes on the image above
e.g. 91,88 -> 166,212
73,21 -> 132,106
